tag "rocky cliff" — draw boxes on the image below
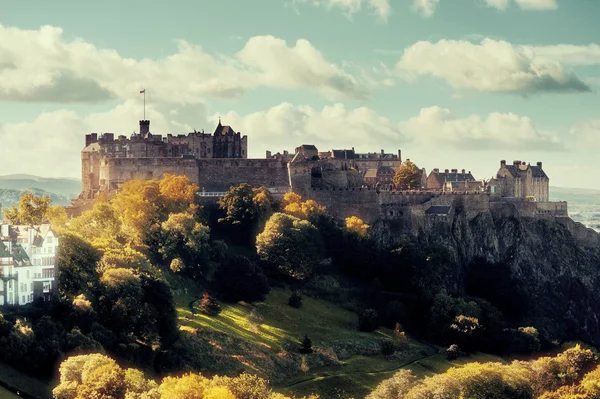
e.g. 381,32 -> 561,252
373,201 -> 600,345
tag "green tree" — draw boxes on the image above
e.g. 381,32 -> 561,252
218,184 -> 274,243
256,212 -> 323,280
393,160 -> 422,190
57,232 -> 102,301
300,334 -> 313,354
212,255 -> 270,303
159,212 -> 210,277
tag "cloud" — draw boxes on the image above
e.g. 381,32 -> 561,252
402,106 -> 563,151
0,100 -> 209,178
569,119 -> 600,149
0,25 -> 369,104
526,43 -> 600,66
396,38 -> 591,94
411,0 -> 440,17
210,102 -> 406,153
514,0 -> 557,10
484,0 -> 510,10
290,0 -> 391,22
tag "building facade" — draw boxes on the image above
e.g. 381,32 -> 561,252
426,168 -> 477,191
490,160 -> 549,201
0,224 -> 58,306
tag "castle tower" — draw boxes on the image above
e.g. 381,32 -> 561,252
139,120 -> 150,138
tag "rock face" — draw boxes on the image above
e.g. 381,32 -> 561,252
373,201 -> 600,345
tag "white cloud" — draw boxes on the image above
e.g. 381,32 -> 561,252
396,38 -> 590,94
526,43 -> 600,66
0,25 -> 369,104
0,100 -> 209,178
484,0 -> 510,10
514,0 -> 557,10
291,0 -> 391,22
412,0 -> 440,17
210,102 -> 405,153
402,106 -> 563,151
569,119 -> 600,149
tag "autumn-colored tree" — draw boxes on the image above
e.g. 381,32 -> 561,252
110,179 -> 161,246
69,200 -> 123,250
4,193 -> 52,225
345,216 -> 369,237
46,205 -> 68,229
256,213 -> 323,280
199,292 -> 221,316
392,160 -> 422,190
282,192 -> 326,221
159,173 -> 199,214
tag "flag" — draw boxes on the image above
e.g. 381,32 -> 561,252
140,89 -> 145,94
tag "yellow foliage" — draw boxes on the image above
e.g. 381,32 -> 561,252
159,373 -> 208,399
159,173 -> 199,214
284,198 -> 326,220
345,216 -> 369,237
282,192 -> 302,208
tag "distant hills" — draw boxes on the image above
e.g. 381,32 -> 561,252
0,174 -> 81,208
551,186 -> 600,232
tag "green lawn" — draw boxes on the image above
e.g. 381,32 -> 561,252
172,278 -> 507,399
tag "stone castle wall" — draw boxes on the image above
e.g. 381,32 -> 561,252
97,157 -> 289,194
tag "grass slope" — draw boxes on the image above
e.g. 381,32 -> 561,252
171,277 -> 505,399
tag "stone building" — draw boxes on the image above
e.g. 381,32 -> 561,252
81,119 -> 248,199
426,169 -> 476,191
489,160 -> 549,201
0,224 -> 58,305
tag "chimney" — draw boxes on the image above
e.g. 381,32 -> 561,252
451,169 -> 458,173
139,120 -> 150,137
266,150 -> 272,158
104,133 -> 114,142
398,149 -> 402,160
500,160 -> 506,167
433,168 -> 439,173
537,161 -> 542,169
461,169 -> 465,174
445,169 -> 449,174
513,160 -> 520,166
284,150 -> 289,156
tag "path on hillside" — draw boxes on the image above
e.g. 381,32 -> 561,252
282,344 -> 440,389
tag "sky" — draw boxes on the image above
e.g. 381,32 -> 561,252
0,0 -> 599,189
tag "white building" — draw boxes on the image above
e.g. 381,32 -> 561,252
0,224 -> 58,305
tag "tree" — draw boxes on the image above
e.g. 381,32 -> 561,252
367,369 -> 418,399
218,183 -> 274,230
57,232 -> 102,301
159,173 -> 199,215
358,309 -> 380,332
256,212 -> 323,280
159,212 -> 211,277
345,216 -> 369,237
300,334 -> 313,354
288,290 -> 303,308
282,192 -> 326,221
199,293 -> 221,316
393,160 -> 422,190
212,255 -> 270,303
446,344 -> 460,360
4,193 -> 52,225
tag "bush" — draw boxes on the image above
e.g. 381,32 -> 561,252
358,309 -> 380,332
288,291 -> 303,308
212,255 -> 270,303
511,326 -> 541,355
199,293 -> 220,316
446,344 -> 460,360
381,340 -> 395,356
300,335 -> 313,354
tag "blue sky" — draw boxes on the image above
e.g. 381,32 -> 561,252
0,0 -> 599,189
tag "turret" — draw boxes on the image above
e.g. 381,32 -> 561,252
139,120 -> 150,137
500,160 -> 506,167
537,161 -> 543,169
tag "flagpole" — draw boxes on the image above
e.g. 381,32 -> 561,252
144,89 -> 146,120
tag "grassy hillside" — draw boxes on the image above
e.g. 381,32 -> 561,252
170,276 -> 504,399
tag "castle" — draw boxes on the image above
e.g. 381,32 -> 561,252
74,119 -> 583,241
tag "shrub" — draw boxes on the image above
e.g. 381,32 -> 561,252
446,344 -> 460,360
511,326 -> 541,354
300,335 -> 313,354
212,255 -> 270,303
199,293 -> 220,316
358,309 -> 379,332
288,291 -> 303,308
381,340 -> 395,356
